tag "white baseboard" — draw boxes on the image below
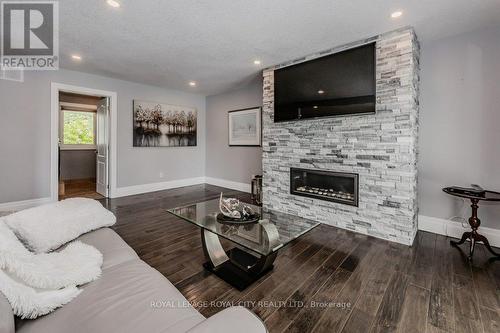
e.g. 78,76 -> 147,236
205,177 -> 251,193
0,197 -> 53,212
418,214 -> 500,248
113,176 -> 251,197
0,177 -> 251,210
113,177 -> 206,198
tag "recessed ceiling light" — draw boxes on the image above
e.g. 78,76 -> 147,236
71,54 -> 82,61
107,0 -> 120,8
313,106 -> 318,109
317,90 -> 325,94
189,81 -> 196,87
253,60 -> 262,65
391,11 -> 403,18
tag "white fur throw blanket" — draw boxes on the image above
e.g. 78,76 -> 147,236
0,270 -> 81,319
0,218 -> 103,319
0,241 -> 103,289
3,198 -> 116,253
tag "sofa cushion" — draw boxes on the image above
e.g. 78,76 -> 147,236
0,291 -> 14,333
76,228 -> 138,269
16,259 -> 205,333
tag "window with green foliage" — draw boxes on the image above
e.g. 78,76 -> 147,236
62,111 -> 95,146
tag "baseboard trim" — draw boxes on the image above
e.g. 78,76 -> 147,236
418,214 -> 500,248
205,177 -> 251,193
0,177 -> 251,210
113,177 -> 206,198
0,197 -> 53,211
114,176 -> 251,198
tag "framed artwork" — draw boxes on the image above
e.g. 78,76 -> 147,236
228,107 -> 262,146
133,100 -> 197,147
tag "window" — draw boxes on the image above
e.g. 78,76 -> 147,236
60,110 -> 96,149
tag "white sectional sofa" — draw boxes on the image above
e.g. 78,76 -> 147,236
0,228 -> 266,333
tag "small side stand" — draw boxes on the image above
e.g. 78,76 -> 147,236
448,197 -> 500,260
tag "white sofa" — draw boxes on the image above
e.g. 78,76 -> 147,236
0,228 -> 266,333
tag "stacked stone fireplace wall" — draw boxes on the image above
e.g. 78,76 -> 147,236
262,28 -> 420,245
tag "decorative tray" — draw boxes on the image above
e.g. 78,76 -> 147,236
216,212 -> 261,224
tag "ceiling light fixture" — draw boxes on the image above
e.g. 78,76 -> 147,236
107,0 -> 120,8
391,11 -> 403,18
253,60 -> 261,65
71,54 -> 82,61
317,90 -> 325,94
189,81 -> 197,87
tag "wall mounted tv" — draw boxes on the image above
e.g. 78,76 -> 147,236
274,42 -> 376,122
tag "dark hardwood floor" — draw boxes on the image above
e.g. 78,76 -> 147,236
101,184 -> 500,333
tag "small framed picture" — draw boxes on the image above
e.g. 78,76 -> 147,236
228,107 -> 262,146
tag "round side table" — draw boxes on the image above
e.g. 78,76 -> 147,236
443,187 -> 500,260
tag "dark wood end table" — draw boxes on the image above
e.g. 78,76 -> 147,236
443,187 -> 500,260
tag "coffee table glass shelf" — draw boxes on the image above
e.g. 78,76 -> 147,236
167,199 -> 319,290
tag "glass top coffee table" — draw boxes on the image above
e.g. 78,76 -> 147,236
167,199 -> 319,290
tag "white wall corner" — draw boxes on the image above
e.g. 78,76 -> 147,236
205,177 -> 251,193
0,197 -> 53,212
418,214 -> 500,248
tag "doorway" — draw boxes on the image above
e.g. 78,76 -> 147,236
58,92 -> 107,200
50,83 -> 117,202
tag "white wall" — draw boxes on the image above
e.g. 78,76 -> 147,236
60,150 -> 96,180
419,25 -> 500,229
205,77 -> 263,185
0,69 -> 206,203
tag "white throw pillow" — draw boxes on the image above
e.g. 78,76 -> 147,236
0,219 -> 28,256
0,269 -> 81,319
3,198 -> 116,253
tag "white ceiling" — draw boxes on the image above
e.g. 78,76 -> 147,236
59,0 -> 500,96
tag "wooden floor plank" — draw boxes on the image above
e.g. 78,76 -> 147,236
479,305 -> 500,333
342,241 -> 406,332
282,238 -> 375,333
397,284 -> 430,333
472,245 -> 500,312
264,233 -> 359,332
407,231 -> 437,290
452,273 -> 482,333
310,240 -> 387,333
285,268 -> 352,333
59,178 -> 104,200
471,245 -> 500,333
369,271 -> 410,333
427,235 -> 455,333
291,239 -> 381,333
252,227 -> 350,320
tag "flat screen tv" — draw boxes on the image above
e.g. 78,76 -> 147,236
274,42 -> 376,122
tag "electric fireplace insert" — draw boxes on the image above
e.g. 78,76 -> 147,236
290,168 -> 359,206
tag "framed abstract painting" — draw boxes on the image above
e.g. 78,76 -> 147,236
133,100 -> 197,147
228,107 -> 262,146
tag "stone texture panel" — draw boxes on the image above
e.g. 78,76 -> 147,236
262,28 -> 420,245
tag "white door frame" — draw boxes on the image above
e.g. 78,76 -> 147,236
50,82 -> 118,201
